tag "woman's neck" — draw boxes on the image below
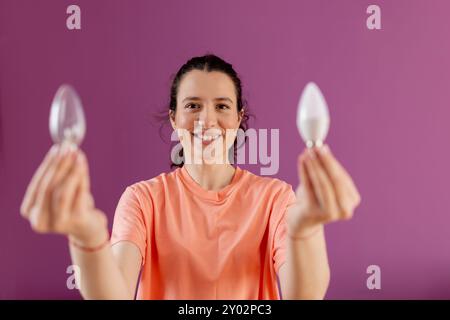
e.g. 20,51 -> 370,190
183,163 -> 236,191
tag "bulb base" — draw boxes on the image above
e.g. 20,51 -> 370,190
306,140 -> 324,148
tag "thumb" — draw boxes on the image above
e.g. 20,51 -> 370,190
78,150 -> 91,193
71,151 -> 93,213
298,153 -> 315,202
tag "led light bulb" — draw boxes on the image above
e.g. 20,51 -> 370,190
297,82 -> 330,148
49,84 -> 86,146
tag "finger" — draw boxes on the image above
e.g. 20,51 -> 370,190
20,144 -> 59,218
51,154 -> 83,232
78,150 -> 91,193
314,146 -> 357,220
29,205 -> 49,233
34,143 -> 77,210
304,151 -> 328,210
316,145 -> 360,204
50,144 -> 79,190
306,150 -> 340,221
297,153 -> 315,202
30,143 -> 77,230
73,189 -> 94,214
70,151 -> 93,215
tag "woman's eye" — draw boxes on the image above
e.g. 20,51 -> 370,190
217,104 -> 230,110
185,103 -> 199,109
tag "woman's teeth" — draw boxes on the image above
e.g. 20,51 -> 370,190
194,133 -> 221,141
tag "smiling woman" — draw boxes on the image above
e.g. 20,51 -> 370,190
20,54 -> 361,300
166,55 -> 250,168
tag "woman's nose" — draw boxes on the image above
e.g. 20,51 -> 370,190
198,106 -> 218,128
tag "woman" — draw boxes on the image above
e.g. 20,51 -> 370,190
20,54 -> 361,300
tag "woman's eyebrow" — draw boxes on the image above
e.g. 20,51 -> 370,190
182,96 -> 233,103
214,97 -> 233,103
182,96 -> 202,102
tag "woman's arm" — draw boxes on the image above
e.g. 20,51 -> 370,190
20,143 -> 142,300
278,226 -> 330,300
69,238 -> 142,300
279,145 -> 361,299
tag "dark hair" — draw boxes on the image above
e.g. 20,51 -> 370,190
163,54 -> 250,168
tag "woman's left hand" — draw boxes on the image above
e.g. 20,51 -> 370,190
287,144 -> 361,239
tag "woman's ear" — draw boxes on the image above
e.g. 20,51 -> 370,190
238,108 -> 245,124
169,110 -> 176,130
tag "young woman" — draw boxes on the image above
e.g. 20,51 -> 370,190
20,55 -> 361,300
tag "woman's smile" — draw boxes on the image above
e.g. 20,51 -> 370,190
191,127 -> 224,146
192,132 -> 221,145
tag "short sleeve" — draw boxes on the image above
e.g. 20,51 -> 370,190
110,186 -> 148,266
271,184 -> 297,274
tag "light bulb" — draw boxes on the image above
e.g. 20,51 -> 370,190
296,82 -> 330,148
49,84 -> 86,146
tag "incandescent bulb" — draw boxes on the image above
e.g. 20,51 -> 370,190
297,82 -> 330,148
49,84 -> 86,146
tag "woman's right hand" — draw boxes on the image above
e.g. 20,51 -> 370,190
20,142 -> 109,248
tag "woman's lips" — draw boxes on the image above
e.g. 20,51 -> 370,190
191,132 -> 222,145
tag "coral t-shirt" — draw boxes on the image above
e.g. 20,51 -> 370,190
110,166 -> 297,300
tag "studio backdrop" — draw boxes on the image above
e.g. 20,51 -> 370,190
1,0 -> 449,299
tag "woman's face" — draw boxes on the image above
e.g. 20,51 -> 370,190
170,70 -> 243,165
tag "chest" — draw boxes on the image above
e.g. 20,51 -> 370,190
152,196 -> 272,272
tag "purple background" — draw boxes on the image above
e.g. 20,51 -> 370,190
1,0 -> 450,299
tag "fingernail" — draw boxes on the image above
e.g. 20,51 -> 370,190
50,144 -> 58,155
307,148 -> 316,159
68,142 -> 78,154
58,142 -> 68,157
319,145 -> 329,154
62,141 -> 77,157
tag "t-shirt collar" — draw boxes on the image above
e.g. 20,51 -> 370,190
178,165 -> 244,202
